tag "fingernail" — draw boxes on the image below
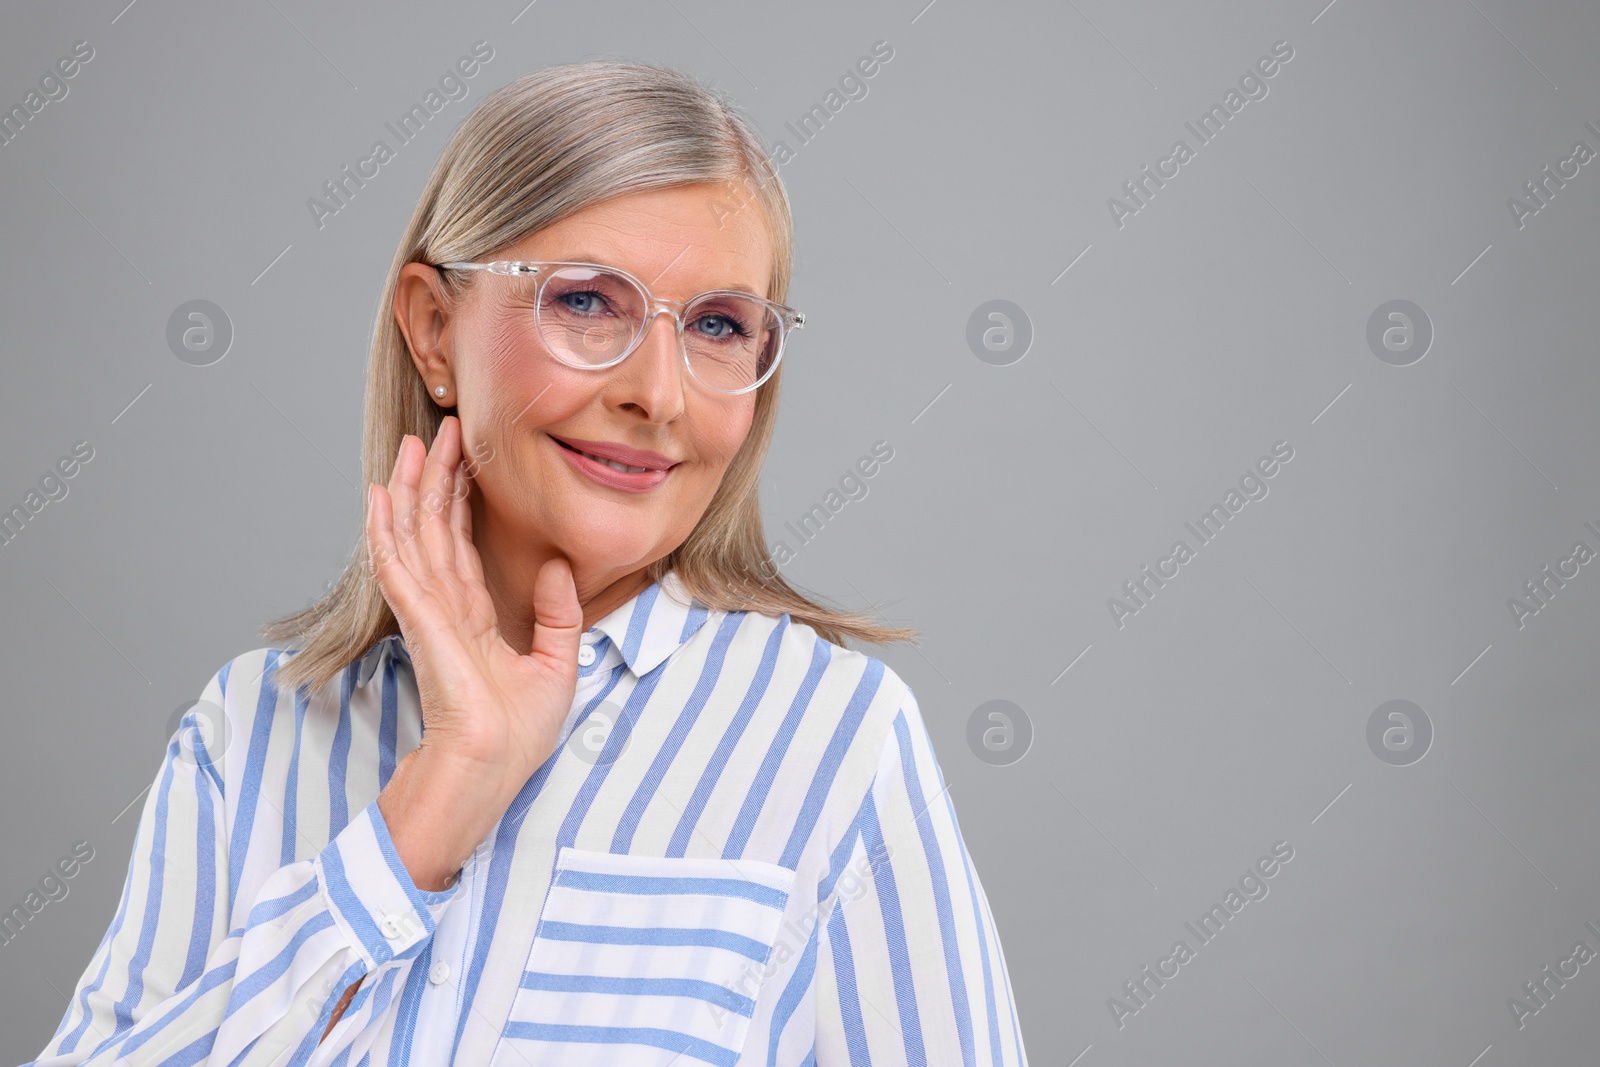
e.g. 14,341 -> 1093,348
396,436 -> 407,463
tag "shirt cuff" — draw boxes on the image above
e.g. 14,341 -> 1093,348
314,798 -> 461,969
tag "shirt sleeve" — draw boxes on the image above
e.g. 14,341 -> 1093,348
813,685 -> 1030,1066
26,660 -> 462,1067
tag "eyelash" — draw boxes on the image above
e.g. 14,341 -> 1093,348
556,290 -> 754,340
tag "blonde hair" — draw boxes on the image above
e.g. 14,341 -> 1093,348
264,59 -> 917,694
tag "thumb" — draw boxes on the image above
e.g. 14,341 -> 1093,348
529,556 -> 584,669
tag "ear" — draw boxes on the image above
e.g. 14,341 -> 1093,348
393,262 -> 458,395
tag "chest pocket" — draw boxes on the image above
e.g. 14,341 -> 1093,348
503,846 -> 797,1067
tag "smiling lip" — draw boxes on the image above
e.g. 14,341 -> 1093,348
547,434 -> 679,471
548,433 -> 678,493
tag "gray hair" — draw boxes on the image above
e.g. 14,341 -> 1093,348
265,59 -> 916,694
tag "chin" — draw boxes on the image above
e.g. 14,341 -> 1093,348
551,522 -> 662,570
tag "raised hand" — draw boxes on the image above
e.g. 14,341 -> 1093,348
364,415 -> 583,891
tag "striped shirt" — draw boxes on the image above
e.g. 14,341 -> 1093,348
29,570 -> 1029,1066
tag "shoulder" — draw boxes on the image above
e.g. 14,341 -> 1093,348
210,639 -> 392,706
208,645 -> 303,709
195,644 -> 361,768
200,646 -> 296,738
728,606 -> 912,695
727,607 -> 917,752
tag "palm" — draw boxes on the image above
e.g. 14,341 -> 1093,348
366,415 -> 582,779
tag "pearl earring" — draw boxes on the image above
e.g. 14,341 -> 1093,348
434,386 -> 447,398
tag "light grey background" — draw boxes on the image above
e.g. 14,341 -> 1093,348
3,0 -> 1599,1063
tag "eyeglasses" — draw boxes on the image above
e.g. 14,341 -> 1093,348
433,259 -> 805,395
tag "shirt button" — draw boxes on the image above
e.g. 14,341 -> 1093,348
378,914 -> 404,940
429,961 -> 451,985
578,645 -> 596,667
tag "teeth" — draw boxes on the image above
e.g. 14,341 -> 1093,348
575,447 -> 651,474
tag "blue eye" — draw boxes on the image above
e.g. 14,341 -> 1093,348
561,291 -> 605,315
693,313 -> 750,340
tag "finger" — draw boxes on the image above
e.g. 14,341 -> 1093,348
366,482 -> 424,626
527,556 -> 584,669
389,434 -> 433,581
447,464 -> 500,636
417,417 -> 463,574
449,462 -> 486,589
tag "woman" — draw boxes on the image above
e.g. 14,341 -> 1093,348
30,61 -> 1028,1067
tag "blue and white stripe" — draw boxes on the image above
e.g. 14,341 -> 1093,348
26,571 -> 1028,1066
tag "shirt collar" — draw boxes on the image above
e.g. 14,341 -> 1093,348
588,569 -> 715,678
356,569 -> 713,686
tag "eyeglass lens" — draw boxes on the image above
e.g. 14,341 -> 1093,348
505,266 -> 782,392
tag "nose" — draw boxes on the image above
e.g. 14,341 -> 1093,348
612,306 -> 686,420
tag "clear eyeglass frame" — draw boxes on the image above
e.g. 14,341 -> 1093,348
433,259 -> 805,395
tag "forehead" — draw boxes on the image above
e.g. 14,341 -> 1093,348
502,182 -> 774,298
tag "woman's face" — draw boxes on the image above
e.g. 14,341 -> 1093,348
400,181 -> 773,581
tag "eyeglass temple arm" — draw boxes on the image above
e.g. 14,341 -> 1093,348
436,261 -> 540,274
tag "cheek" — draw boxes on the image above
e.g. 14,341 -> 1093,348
471,327 -> 592,440
692,401 -> 756,474
457,371 -> 588,506
475,315 -> 539,387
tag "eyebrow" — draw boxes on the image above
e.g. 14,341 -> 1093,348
556,251 -> 764,297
